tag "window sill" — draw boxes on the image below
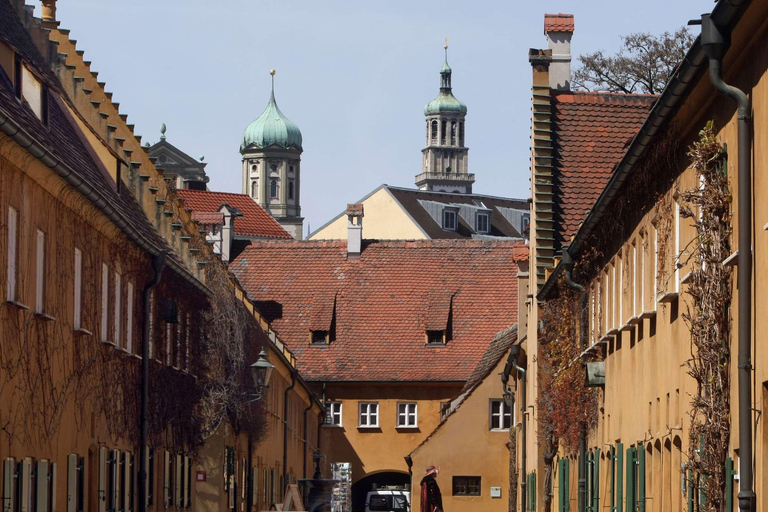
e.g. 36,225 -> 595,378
5,300 -> 29,310
74,327 -> 93,336
357,425 -> 381,430
35,312 -> 56,321
680,271 -> 693,284
627,316 -> 641,326
489,428 -> 511,432
395,425 -> 419,430
657,292 -> 679,304
640,310 -> 657,319
322,424 -> 343,428
424,343 -> 446,348
100,339 -> 115,346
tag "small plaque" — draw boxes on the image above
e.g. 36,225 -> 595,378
490,486 -> 502,498
196,471 -> 206,482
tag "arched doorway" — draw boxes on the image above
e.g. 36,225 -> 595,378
351,471 -> 410,512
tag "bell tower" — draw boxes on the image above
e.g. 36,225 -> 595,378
416,40 -> 473,194
240,70 -> 304,239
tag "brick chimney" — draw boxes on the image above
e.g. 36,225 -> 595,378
346,203 -> 364,259
544,13 -> 574,90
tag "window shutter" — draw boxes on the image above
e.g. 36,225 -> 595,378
20,458 -> 31,512
4,457 -> 16,512
251,467 -> 258,508
558,460 -> 564,512
74,248 -> 82,330
637,448 -> 645,512
725,457 -> 734,512
609,448 -> 615,512
101,264 -> 109,342
113,450 -> 121,512
564,459 -> 570,512
7,207 -> 17,302
114,274 -> 122,348
49,462 -> 58,512
36,460 -> 49,512
615,444 -> 624,512
99,448 -> 108,512
687,469 -> 694,512
163,451 -> 170,509
174,455 -> 182,507
592,449 -> 600,512
126,284 -> 134,353
184,456 -> 192,508
36,229 -> 45,314
625,447 -> 635,512
122,453 -> 130,512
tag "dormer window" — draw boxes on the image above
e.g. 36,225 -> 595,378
442,208 -> 458,231
311,330 -> 329,344
426,330 -> 446,344
476,212 -> 491,234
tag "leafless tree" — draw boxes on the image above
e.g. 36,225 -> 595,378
572,28 -> 695,95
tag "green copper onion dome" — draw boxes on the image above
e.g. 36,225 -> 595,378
241,71 -> 302,151
424,47 -> 467,115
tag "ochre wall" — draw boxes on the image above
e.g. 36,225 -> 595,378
309,188 -> 428,240
410,352 -> 513,512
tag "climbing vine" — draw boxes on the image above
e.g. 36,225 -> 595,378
680,121 -> 732,512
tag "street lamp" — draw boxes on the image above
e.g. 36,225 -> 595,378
248,349 -> 274,401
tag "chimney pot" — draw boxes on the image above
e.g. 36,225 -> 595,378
346,203 -> 364,258
544,13 -> 574,91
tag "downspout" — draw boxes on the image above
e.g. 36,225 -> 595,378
139,252 -> 166,512
506,344 -> 527,512
563,250 -> 587,512
283,371 -> 297,497
699,13 -> 755,512
303,399 -> 314,479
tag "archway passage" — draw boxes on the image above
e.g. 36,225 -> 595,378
351,471 -> 410,512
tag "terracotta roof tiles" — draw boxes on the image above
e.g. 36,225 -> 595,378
176,189 -> 291,239
231,239 -> 524,382
544,13 -> 574,33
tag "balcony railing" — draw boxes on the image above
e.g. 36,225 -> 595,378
415,172 -> 475,183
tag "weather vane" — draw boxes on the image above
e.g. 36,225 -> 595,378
444,37 -> 449,50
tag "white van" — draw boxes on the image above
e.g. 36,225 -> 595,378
364,489 -> 410,512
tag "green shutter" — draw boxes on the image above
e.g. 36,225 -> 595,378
610,447 -> 616,512
725,457 -> 734,512
687,470 -> 694,512
638,448 -> 646,512
558,461 -> 565,512
616,444 -> 624,512
532,472 -> 537,511
565,459 -> 571,512
625,447 -> 635,512
593,449 -> 601,512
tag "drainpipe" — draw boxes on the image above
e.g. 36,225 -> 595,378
698,13 -> 755,512
283,371 -> 297,497
139,252 -> 166,512
562,250 -> 587,512
506,344 -> 527,512
303,399 -> 314,479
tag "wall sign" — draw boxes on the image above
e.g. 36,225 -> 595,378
196,471 -> 206,482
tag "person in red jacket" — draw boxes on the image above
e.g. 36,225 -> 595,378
420,466 -> 443,512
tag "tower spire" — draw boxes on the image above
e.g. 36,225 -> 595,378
440,38 -> 452,91
270,69 -> 276,102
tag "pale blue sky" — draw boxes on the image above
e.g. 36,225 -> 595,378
49,1 -> 709,235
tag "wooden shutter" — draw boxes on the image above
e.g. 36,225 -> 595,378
49,462 -> 58,512
67,455 -> 77,512
4,457 -> 16,512
122,453 -> 130,512
637,448 -> 646,512
7,207 -> 17,302
74,248 -> 82,329
35,229 -> 45,314
183,457 -> 191,509
615,444 -> 624,512
725,457 -> 735,512
163,451 -> 170,509
98,448 -> 108,512
20,458 -> 31,512
114,450 -> 121,512
174,455 -> 181,508
101,264 -> 109,342
592,449 -> 600,512
36,460 -> 49,512
251,467 -> 258,508
625,447 -> 635,512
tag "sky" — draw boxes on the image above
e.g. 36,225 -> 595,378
47,0 -> 711,236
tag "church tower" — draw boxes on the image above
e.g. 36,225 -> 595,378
241,71 -> 304,239
416,42 -> 473,194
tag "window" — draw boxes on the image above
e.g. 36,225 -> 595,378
453,476 -> 481,496
431,120 -> 438,141
126,283 -> 134,353
35,229 -> 45,314
451,121 -> 457,145
358,402 -> 379,428
325,402 -> 342,426
459,122 -> 464,146
270,180 -> 277,198
397,403 -> 417,428
311,330 -> 329,344
288,181 -> 294,200
442,209 -> 458,231
251,180 -> 258,198
476,212 -> 490,234
6,206 -> 17,302
101,263 -> 109,342
490,399 -> 512,430
74,248 -> 82,329
426,330 -> 445,345
114,272 -> 122,348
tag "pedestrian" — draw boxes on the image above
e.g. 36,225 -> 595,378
420,465 -> 443,512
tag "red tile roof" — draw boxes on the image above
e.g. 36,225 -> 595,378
192,212 -> 224,226
176,189 -> 291,239
552,91 -> 656,246
231,239 -> 526,382
544,13 -> 574,33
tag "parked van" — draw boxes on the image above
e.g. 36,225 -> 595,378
364,487 -> 410,512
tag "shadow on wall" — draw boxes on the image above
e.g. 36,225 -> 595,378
351,471 -> 410,512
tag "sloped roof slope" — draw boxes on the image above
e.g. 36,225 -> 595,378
551,91 -> 656,247
231,239 -> 525,382
177,189 -> 291,239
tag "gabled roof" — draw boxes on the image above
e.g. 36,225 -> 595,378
551,91 -> 656,247
176,189 -> 291,239
231,239 -> 526,382
410,324 -> 519,456
149,139 -> 207,168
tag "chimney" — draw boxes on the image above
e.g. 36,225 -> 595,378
346,203 -> 364,259
40,0 -> 56,21
544,13 -> 574,90
218,204 -> 241,263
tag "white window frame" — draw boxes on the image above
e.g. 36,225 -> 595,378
35,229 -> 45,314
114,272 -> 122,348
126,283 -> 134,353
74,248 -> 82,330
396,402 -> 418,428
358,402 -> 379,428
325,402 -> 342,427
475,212 -> 490,234
489,399 -> 512,431
101,263 -> 109,342
674,200 -> 680,293
7,206 -> 18,302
